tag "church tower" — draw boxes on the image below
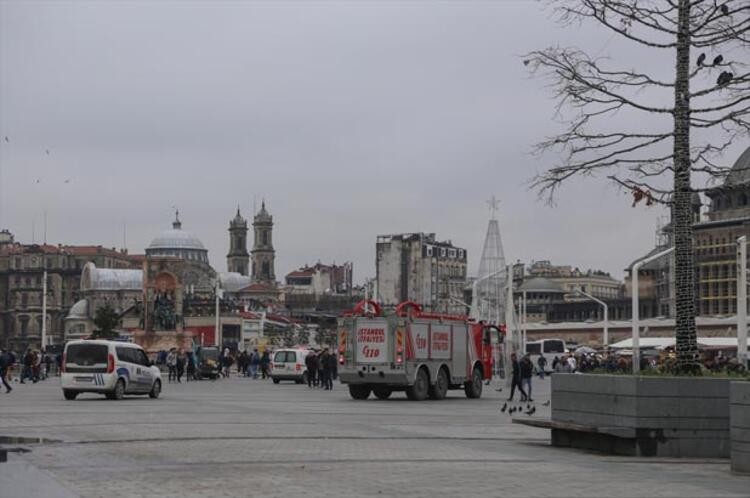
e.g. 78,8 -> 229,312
251,201 -> 276,283
227,206 -> 249,276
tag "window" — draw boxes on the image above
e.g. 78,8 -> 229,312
543,340 -> 565,353
274,351 -> 288,363
67,344 -> 108,366
21,293 -> 28,306
116,347 -> 135,363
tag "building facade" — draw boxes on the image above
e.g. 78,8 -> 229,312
376,233 -> 467,314
0,237 -> 137,351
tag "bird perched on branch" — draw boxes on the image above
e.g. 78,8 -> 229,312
718,71 -> 734,86
697,53 -> 706,66
721,4 -> 729,15
713,54 -> 724,65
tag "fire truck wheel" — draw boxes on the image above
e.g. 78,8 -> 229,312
348,384 -> 372,400
406,368 -> 429,401
372,386 -> 392,399
429,368 -> 449,400
464,366 -> 483,399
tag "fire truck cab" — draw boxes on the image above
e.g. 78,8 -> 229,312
337,300 -> 503,401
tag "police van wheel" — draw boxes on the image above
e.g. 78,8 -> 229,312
272,378 -> 280,384
149,380 -> 161,399
63,390 -> 77,401
406,368 -> 429,401
111,379 -> 125,400
464,367 -> 483,399
372,386 -> 392,400
348,384 -> 371,400
429,368 -> 449,400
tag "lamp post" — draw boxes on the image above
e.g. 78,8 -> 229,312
574,288 -> 609,348
631,246 -> 674,374
738,236 -> 748,367
214,279 -> 223,348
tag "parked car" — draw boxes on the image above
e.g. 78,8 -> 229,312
196,346 -> 221,380
61,340 -> 162,400
271,348 -> 310,384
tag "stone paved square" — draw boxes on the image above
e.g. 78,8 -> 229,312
0,376 -> 748,498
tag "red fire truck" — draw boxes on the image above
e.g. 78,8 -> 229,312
337,300 -> 504,400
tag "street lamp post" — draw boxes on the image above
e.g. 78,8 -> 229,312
738,236 -> 748,367
631,246 -> 674,374
574,288 -> 609,348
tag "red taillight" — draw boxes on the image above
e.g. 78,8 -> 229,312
61,353 -> 66,373
107,353 -> 115,374
296,364 -> 301,371
338,355 -> 344,365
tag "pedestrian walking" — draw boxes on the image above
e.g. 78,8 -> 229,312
249,349 -> 260,379
520,354 -> 534,402
506,353 -> 528,402
176,350 -> 185,383
166,348 -> 177,383
260,350 -> 270,379
185,351 -> 196,382
537,354 -> 547,379
0,349 -> 13,393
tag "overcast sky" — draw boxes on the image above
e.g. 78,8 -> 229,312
1,1 -> 747,282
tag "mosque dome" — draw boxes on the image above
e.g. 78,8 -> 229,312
66,299 -> 89,319
723,146 -> 750,187
146,212 -> 209,264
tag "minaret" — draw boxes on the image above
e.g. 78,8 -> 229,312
251,200 -> 276,283
227,206 -> 249,276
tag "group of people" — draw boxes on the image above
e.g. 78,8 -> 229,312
236,348 -> 271,379
508,353 -> 536,402
304,348 -> 337,390
0,348 -> 61,394
165,348 -> 197,383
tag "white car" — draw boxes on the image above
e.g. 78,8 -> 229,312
271,348 -> 310,384
61,340 -> 162,400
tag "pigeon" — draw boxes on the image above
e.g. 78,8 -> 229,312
526,406 -> 536,416
697,53 -> 706,66
509,406 -> 516,414
542,400 -> 551,406
501,402 -> 507,413
713,54 -> 724,65
717,71 -> 734,86
721,4 -> 729,15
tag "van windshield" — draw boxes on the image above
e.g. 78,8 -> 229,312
274,352 -> 287,363
67,344 -> 108,365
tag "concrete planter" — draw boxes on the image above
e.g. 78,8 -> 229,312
551,374 -> 731,457
731,381 -> 750,473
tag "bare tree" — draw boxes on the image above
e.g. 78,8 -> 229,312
526,0 -> 749,372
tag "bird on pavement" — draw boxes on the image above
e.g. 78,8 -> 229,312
526,406 -> 536,416
501,403 -> 507,413
542,400 -> 551,406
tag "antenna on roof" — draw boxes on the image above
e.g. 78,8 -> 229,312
123,222 -> 127,250
43,209 -> 47,245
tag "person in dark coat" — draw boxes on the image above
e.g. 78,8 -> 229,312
324,350 -> 337,390
507,353 -> 528,402
319,349 -> 330,390
0,349 -> 12,393
520,354 -> 534,402
260,350 -> 270,379
305,351 -> 318,388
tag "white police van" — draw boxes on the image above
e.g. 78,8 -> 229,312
61,340 -> 162,400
